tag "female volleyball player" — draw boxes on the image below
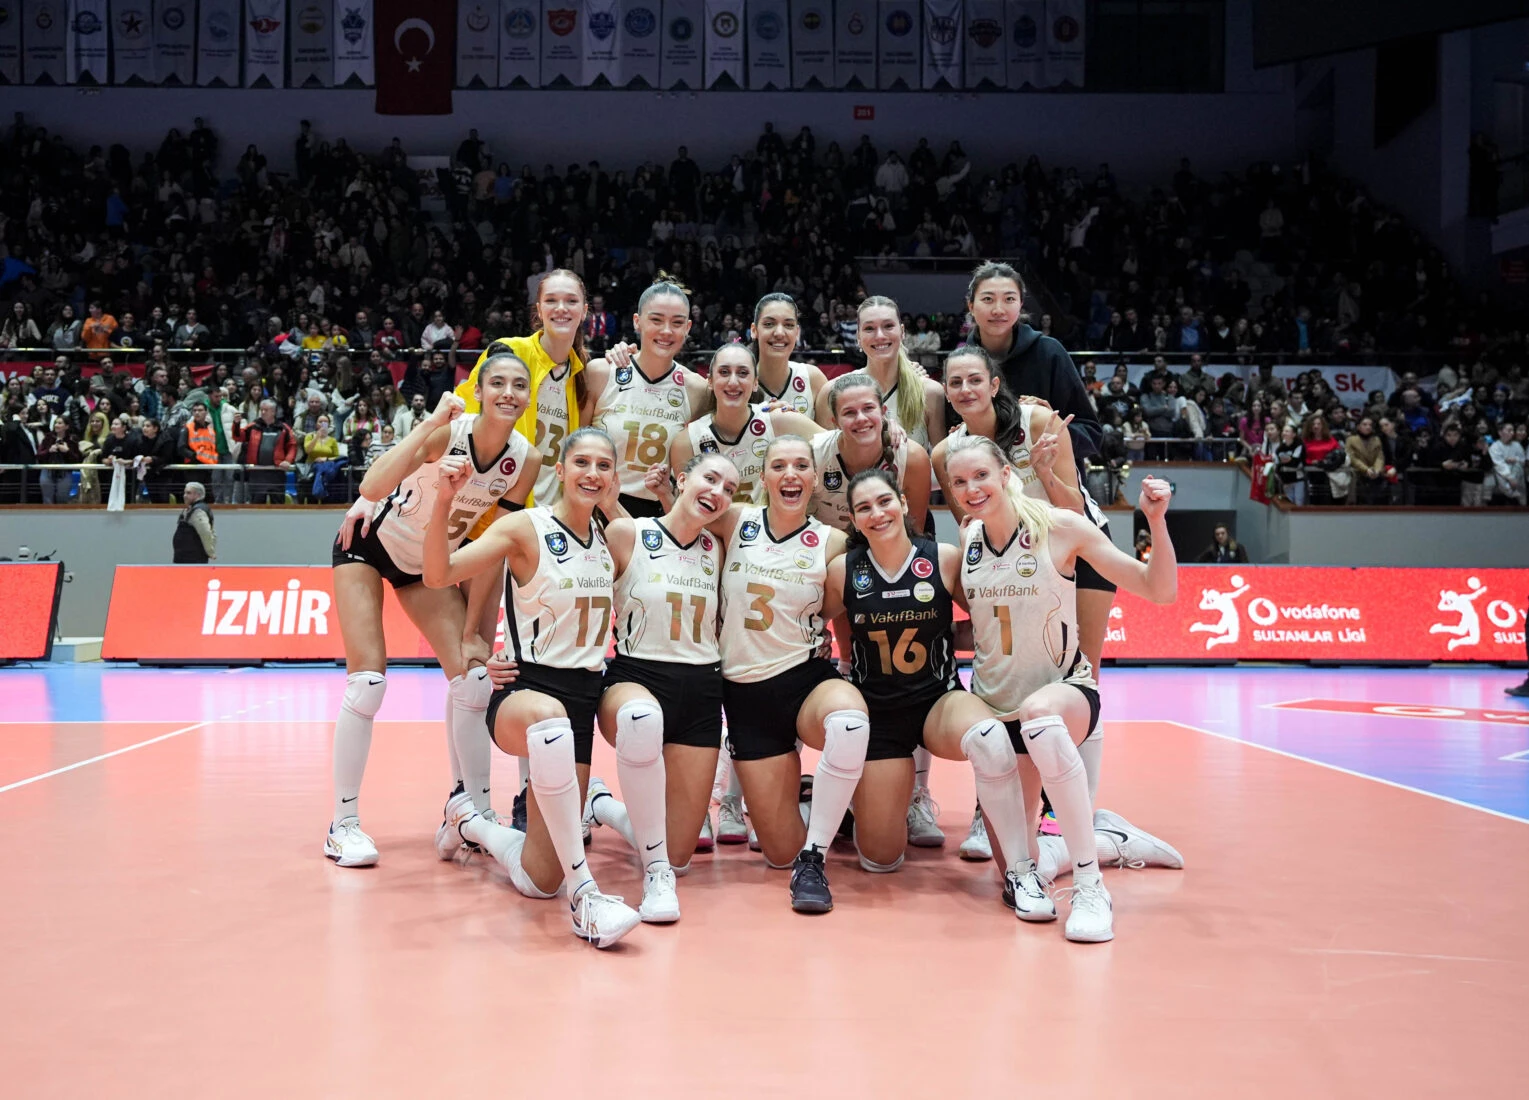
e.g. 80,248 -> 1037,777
325,354 -> 538,867
751,294 -> 829,415
939,434 -> 1178,941
707,435 -> 870,914
590,277 -> 710,518
828,296 -> 945,450
811,373 -> 931,534
424,428 -> 642,950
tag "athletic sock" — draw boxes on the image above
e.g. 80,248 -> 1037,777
444,719 -> 462,788
961,718 -> 1029,875
1021,715 -> 1098,878
526,717 -> 594,900
333,671 -> 385,824
461,817 -> 557,899
804,710 -> 869,852
614,702 -> 668,867
448,668 -> 494,814
1078,731 -> 1103,802
517,755 -> 531,793
590,790 -> 638,850
912,745 -> 932,790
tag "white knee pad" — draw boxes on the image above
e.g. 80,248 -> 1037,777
672,861 -> 691,877
508,861 -> 559,900
342,671 -> 387,718
856,840 -> 905,874
1020,714 -> 1081,782
449,665 -> 493,710
525,717 -> 578,794
614,700 -> 664,766
961,719 -> 1015,779
820,710 -> 870,778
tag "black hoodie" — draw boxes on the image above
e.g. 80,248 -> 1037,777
966,323 -> 1102,458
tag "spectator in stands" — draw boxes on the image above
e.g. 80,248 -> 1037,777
1302,412 -> 1344,504
1488,422 -> 1525,505
2,302 -> 43,349
135,418 -> 179,503
172,308 -> 210,349
373,316 -> 405,356
1139,375 -> 1180,452
1274,424 -> 1306,505
49,305 -> 82,351
98,415 -> 136,501
1461,432 -> 1492,507
1123,407 -> 1149,463
238,399 -> 297,504
36,416 -> 79,504
172,481 -> 216,563
77,409 -> 111,503
1237,398 -> 1267,452
1197,524 -> 1250,564
420,309 -> 454,351
303,414 -> 343,502
1346,415 -> 1387,505
81,302 -> 116,353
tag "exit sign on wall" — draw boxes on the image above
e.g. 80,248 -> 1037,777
853,105 -> 874,120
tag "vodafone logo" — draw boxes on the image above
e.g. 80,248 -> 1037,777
1189,574 -> 1366,648
201,579 -> 331,636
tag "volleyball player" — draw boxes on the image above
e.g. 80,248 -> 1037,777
325,355 -> 537,867
811,373 -> 931,533
708,435 -> 870,913
751,294 -> 829,415
819,296 -> 944,451
940,435 -> 1178,941
424,428 -> 642,949
590,277 -> 710,518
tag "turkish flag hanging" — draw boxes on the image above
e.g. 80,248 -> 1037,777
375,0 -> 455,115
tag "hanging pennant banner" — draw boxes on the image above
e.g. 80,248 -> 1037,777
333,0 -> 373,84
582,0 -> 619,84
659,0 -> 700,88
152,0 -> 194,84
1003,0 -> 1042,87
196,0 -> 240,84
498,0 -> 538,85
1042,0 -> 1080,87
457,0 -> 498,85
833,0 -> 872,88
702,0 -> 741,88
110,0 -> 154,83
290,0 -> 333,86
787,0 -> 828,87
67,0 -> 109,82
920,0 -> 959,88
0,3 -> 19,84
963,0 -> 1000,87
875,0 -> 916,88
244,0 -> 286,86
744,0 -> 786,89
616,0 -> 657,86
22,0 -> 67,84
540,0 -> 580,85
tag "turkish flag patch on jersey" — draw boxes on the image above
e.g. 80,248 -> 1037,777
800,529 -> 820,548
911,556 -> 933,579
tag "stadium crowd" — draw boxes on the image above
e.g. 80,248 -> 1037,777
0,115 -> 1525,508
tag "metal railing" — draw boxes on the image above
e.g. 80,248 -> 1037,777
0,461 -> 369,505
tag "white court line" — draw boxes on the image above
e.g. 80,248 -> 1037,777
1290,948 -> 1503,964
1501,750 -> 1529,763
1159,719 -> 1529,826
0,700 -> 281,795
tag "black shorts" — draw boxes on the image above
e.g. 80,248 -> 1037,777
865,687 -> 959,761
723,657 -> 842,762
1002,683 -> 1101,754
1075,520 -> 1118,593
486,662 -> 604,765
603,654 -> 724,749
617,493 -> 666,519
330,513 -> 421,590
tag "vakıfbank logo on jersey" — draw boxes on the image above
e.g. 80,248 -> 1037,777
1188,574 -> 1367,649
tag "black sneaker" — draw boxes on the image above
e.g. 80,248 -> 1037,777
511,788 -> 528,832
790,848 -> 833,913
1505,681 -> 1529,699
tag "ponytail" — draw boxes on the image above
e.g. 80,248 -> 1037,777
945,344 -> 1024,451
858,295 -> 923,435
825,372 -> 899,483
942,433 -> 1053,544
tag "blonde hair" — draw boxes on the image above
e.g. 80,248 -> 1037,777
759,433 -> 816,507
857,296 -> 923,437
942,434 -> 1053,543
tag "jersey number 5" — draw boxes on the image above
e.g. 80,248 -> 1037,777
444,507 -> 478,541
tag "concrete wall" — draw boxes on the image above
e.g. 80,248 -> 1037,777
1283,510 -> 1529,567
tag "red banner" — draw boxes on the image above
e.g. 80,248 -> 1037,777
375,0 -> 455,115
0,562 -> 64,661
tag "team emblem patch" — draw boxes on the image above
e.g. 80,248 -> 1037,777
911,556 -> 933,579
822,469 -> 842,491
966,541 -> 983,566
794,551 -> 815,570
885,9 -> 912,35
669,16 -> 692,40
699,438 -> 719,454
914,582 -> 935,603
1016,553 -> 1038,578
800,529 -> 820,548
667,390 -> 684,408
488,478 -> 509,496
547,8 -> 575,35
1012,14 -> 1037,48
500,455 -> 517,475
641,528 -> 663,551
615,365 -> 633,386
968,18 -> 1001,47
852,561 -> 873,593
624,6 -> 655,36
740,519 -> 760,542
545,531 -> 568,556
504,6 -> 534,35
751,439 -> 770,458
589,9 -> 614,38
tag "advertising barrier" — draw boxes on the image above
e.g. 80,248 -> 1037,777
100,564 -> 1528,664
0,562 -> 65,662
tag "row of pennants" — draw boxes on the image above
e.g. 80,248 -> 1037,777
0,0 -> 1085,91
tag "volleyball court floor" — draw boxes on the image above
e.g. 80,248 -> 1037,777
2,664 -> 1525,1098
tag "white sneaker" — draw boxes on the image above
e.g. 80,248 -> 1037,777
569,887 -> 641,948
696,811 -> 716,852
1004,862 -> 1057,922
747,825 -> 761,851
434,789 -> 476,861
325,817 -> 379,867
638,864 -> 681,923
958,809 -> 992,861
1061,876 -> 1115,943
716,794 -> 749,845
1094,808 -> 1184,869
906,786 -> 946,848
583,776 -> 611,844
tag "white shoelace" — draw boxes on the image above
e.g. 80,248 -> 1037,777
1053,878 -> 1110,913
571,889 -> 627,938
909,789 -> 942,827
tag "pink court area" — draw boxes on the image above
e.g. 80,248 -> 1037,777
2,666 -> 1527,1098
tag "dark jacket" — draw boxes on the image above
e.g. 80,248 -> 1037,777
967,324 -> 1102,458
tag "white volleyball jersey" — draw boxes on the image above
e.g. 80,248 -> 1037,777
809,429 -> 908,532
951,405 -> 1105,526
374,414 -> 530,574
756,361 -> 814,415
880,379 -> 930,451
686,411 -> 776,503
614,518 -> 722,665
506,508 -> 614,672
961,518 -> 1095,720
594,358 -> 696,499
530,366 -> 573,505
719,505 -> 830,683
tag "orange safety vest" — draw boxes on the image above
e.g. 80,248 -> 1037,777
186,421 -> 218,465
